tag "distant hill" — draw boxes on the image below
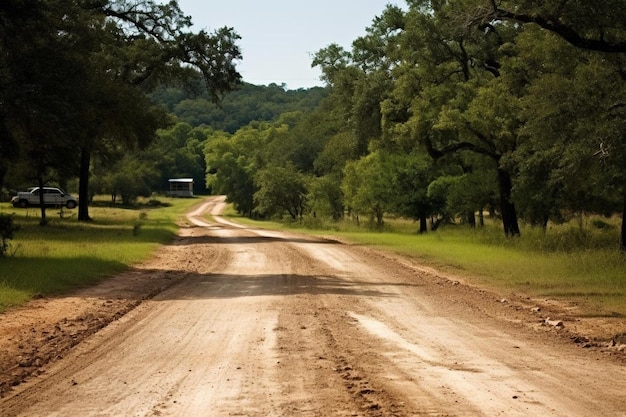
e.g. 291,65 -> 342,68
151,81 -> 328,133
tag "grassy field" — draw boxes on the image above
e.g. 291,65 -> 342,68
224,209 -> 626,317
0,196 -> 199,312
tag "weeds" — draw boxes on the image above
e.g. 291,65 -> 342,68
0,214 -> 19,257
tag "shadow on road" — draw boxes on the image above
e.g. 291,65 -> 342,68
172,233 -> 338,246
151,271 -> 425,301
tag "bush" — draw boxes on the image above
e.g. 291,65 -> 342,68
148,199 -> 163,207
0,214 -> 19,257
591,219 -> 614,230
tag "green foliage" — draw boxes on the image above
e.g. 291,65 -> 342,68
484,0 -> 626,54
107,156 -> 157,205
342,152 -> 399,229
312,0 -> 625,244
151,81 -> 327,133
145,123 -> 212,194
516,42 -> 625,220
307,176 -> 344,221
313,132 -> 360,176
388,151 -> 439,231
254,164 -> 308,220
204,128 -> 263,216
196,0 -> 624,250
259,111 -> 332,173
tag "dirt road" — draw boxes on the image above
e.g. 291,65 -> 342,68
1,196 -> 626,416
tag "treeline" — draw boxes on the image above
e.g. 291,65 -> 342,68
37,79 -> 327,207
85,81 -> 327,203
1,1 -> 625,250
0,0 -> 326,214
202,1 -> 626,250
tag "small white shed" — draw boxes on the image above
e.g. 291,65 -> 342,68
168,178 -> 194,197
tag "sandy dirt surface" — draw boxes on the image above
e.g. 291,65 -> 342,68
1,196 -> 625,416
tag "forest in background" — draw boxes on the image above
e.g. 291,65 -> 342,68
1,0 -> 625,250
151,82 -> 327,134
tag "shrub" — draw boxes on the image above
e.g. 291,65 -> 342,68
0,214 -> 19,257
591,219 -> 614,230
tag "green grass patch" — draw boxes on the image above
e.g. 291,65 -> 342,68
224,210 -> 626,317
0,196 -> 199,311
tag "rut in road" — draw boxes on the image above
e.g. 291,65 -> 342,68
2,196 -> 625,416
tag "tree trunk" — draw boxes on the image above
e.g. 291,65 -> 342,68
497,168 -> 520,236
0,165 -> 6,197
374,205 -> 384,230
467,211 -> 476,227
419,214 -> 428,234
78,147 -> 91,222
37,176 -> 47,226
619,183 -> 626,253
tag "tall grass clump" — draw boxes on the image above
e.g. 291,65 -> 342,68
0,196 -> 199,312
0,214 -> 19,257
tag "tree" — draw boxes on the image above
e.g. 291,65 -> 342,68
387,151 -> 438,233
254,164 -> 308,221
313,44 -> 390,159
75,80 -> 172,220
473,0 -> 626,248
0,0 -> 87,224
477,0 -> 626,54
0,1 -> 36,190
1,0 -> 242,223
143,123 -> 213,194
307,176 -> 344,221
204,128 -> 263,217
511,27 -> 626,235
152,82 -> 327,133
74,0 -> 242,221
103,154 -> 157,205
342,152 -> 398,229
0,214 -> 18,257
371,1 -> 523,235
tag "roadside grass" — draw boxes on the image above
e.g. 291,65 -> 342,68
224,209 -> 626,317
0,196 -> 199,312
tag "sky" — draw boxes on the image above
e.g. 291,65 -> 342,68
177,0 -> 404,90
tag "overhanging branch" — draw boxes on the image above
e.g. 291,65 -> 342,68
487,2 -> 626,54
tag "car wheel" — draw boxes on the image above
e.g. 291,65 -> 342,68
66,200 -> 77,209
18,199 -> 28,208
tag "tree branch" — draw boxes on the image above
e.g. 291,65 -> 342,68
424,135 -> 499,161
488,4 -> 626,54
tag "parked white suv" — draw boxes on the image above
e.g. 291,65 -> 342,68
11,187 -> 78,209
